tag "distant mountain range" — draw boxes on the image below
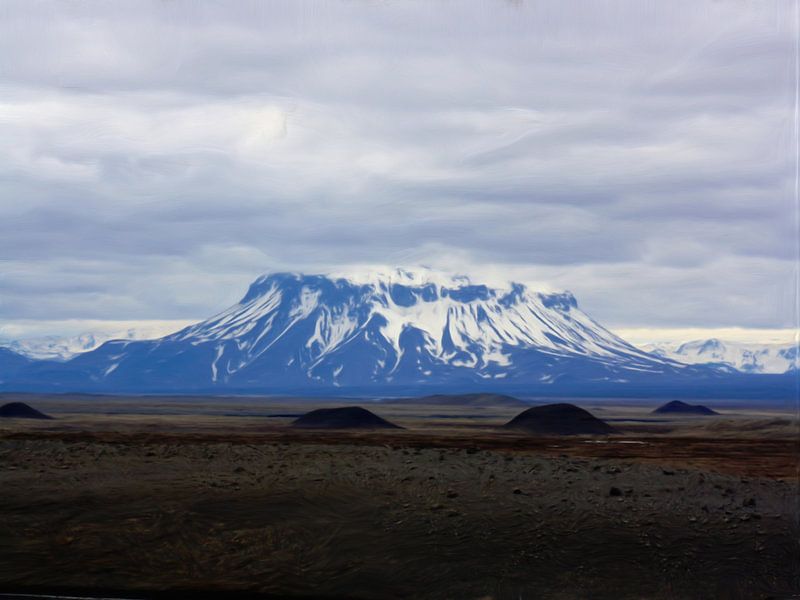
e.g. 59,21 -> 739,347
1,331 -> 141,361
0,269 -> 794,398
640,339 -> 797,374
8,330 -> 794,375
0,322 -> 193,361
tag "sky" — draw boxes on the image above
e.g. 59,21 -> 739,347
0,0 -> 797,344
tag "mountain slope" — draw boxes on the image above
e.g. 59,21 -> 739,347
2,269 -> 739,394
0,347 -> 33,382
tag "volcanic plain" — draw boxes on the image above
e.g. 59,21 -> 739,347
0,393 -> 797,600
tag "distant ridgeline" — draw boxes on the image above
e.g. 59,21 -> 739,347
0,269 -> 795,399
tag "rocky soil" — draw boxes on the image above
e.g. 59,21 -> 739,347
1,435 -> 797,599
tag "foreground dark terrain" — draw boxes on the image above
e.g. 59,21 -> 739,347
0,395 -> 798,599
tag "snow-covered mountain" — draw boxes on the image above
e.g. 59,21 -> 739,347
167,268 -> 683,384
5,268 -> 714,394
2,332 -> 135,361
0,325 -> 191,361
640,339 -> 798,374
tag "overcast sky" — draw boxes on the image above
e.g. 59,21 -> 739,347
0,1 -> 796,342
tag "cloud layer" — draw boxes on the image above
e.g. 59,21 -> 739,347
0,0 -> 795,334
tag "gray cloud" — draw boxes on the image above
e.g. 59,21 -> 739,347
0,0 -> 795,333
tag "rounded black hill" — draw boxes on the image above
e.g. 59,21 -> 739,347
504,403 -> 614,435
653,400 -> 718,416
291,406 -> 401,429
0,402 -> 53,420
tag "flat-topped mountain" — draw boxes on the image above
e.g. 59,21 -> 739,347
4,268 -> 719,394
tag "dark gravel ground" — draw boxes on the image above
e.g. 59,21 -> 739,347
1,435 -> 798,600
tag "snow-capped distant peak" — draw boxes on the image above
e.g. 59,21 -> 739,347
640,339 -> 799,374
1,325 -> 190,361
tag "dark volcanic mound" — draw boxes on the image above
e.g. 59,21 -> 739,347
504,403 -> 614,435
292,406 -> 401,429
388,393 -> 527,407
653,400 -> 718,416
0,401 -> 52,419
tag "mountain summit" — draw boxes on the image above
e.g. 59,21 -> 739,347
1,269 -> 745,395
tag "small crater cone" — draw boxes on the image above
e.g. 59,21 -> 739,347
504,403 -> 614,435
652,400 -> 718,415
291,406 -> 401,429
0,402 -> 53,420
